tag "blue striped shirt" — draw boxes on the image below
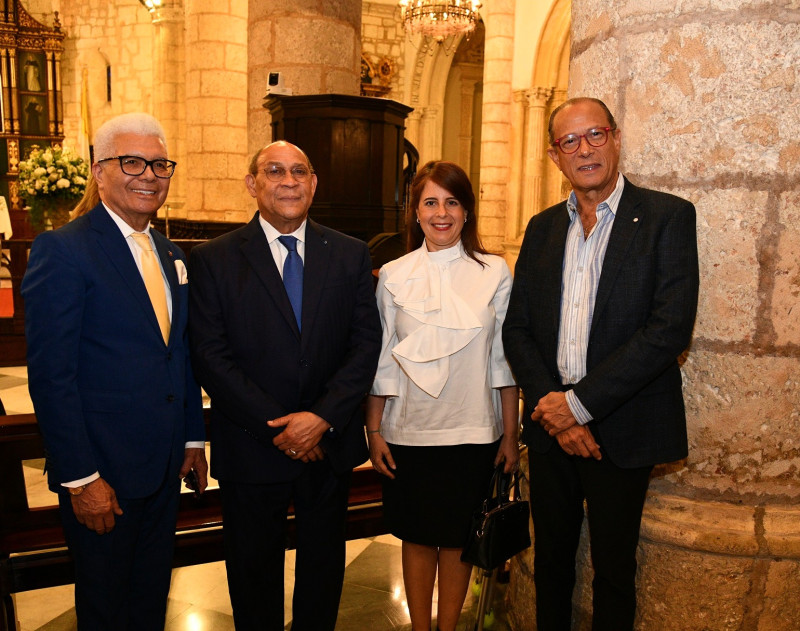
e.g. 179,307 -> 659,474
559,173 -> 625,425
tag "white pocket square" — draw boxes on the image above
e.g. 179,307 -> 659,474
175,259 -> 188,284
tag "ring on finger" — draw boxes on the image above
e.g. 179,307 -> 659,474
289,448 -> 297,456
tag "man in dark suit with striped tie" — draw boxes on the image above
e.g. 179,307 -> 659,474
503,98 -> 699,631
189,141 -> 381,631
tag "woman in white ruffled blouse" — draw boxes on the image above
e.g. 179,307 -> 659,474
366,161 -> 519,631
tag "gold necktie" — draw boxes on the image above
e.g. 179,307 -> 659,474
131,232 -> 170,343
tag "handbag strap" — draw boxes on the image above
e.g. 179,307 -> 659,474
486,462 -> 523,505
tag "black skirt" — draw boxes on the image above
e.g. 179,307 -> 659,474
382,440 -> 499,548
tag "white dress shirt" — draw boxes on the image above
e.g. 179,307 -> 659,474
371,242 -> 515,446
559,172 -> 625,424
259,215 -> 306,273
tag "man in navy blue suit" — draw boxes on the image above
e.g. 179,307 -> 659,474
503,98 -> 699,631
23,113 -> 207,630
189,141 -> 381,631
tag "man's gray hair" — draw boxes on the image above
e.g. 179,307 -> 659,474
93,113 -> 167,162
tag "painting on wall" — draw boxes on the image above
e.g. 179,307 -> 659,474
20,95 -> 47,136
19,52 -> 46,92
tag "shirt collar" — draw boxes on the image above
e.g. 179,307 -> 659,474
103,202 -> 151,239
259,215 -> 307,245
424,241 -> 465,264
566,172 -> 625,220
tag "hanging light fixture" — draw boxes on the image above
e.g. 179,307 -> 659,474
399,0 -> 482,54
138,0 -> 163,13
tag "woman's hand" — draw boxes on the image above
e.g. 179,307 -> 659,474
368,432 -> 397,479
495,433 -> 520,474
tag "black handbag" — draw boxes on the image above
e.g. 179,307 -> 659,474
461,463 -> 531,570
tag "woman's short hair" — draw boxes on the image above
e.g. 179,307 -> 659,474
406,160 -> 489,265
93,113 -> 168,162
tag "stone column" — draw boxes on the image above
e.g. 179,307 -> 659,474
184,0 -> 250,222
477,0 -> 514,255
419,105 -> 442,162
520,87 -> 552,233
508,2 -> 800,629
149,0 -> 187,216
248,0 -> 362,156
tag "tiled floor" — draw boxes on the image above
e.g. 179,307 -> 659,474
1,366 -> 511,631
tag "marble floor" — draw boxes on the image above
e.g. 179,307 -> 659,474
1,366 -> 511,631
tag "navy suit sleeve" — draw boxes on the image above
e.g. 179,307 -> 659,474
310,241 -> 382,433
573,199 -> 699,420
22,232 -> 98,483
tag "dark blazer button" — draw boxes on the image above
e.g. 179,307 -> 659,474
166,394 -> 175,402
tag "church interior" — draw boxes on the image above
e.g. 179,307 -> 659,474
0,0 -> 798,629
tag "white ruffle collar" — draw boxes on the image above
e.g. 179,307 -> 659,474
384,243 -> 481,397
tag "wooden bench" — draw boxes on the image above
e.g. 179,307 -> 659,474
0,412 -> 386,631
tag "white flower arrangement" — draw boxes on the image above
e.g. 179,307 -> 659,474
18,144 -> 90,229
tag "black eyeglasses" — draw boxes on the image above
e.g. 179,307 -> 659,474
552,127 -> 615,154
98,155 -> 177,179
262,165 -> 313,182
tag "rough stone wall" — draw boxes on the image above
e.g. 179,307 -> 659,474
566,0 -> 800,501
361,2 -> 405,99
54,0 -> 154,149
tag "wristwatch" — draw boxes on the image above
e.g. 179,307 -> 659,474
67,483 -> 89,496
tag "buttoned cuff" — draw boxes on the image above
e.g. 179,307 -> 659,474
62,472 -> 100,488
565,389 -> 593,426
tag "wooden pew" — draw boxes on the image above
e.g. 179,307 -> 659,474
0,412 -> 385,631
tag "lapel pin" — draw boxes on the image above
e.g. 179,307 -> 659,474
633,218 -> 639,222
168,250 -> 173,257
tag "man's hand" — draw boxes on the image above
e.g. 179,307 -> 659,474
179,447 -> 209,494
555,425 -> 602,460
532,391 -> 578,435
70,477 -> 123,534
269,411 -> 331,460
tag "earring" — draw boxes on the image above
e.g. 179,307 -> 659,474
416,217 -> 420,224
464,214 -> 468,223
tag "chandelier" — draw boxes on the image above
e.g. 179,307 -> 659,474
399,0 -> 482,52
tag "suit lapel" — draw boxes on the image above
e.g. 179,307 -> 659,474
591,179 -> 642,334
88,205 -> 166,344
300,220 -> 331,347
546,205 -> 571,336
239,215 -> 301,338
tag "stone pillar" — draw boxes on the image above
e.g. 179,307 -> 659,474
184,0 -> 250,222
150,0 -> 187,216
508,2 -> 800,630
520,87 -> 552,233
505,89 -> 526,257
419,105 -> 441,162
477,0 -> 514,255
248,0 -> 362,156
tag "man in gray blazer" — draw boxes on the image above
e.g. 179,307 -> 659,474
503,98 -> 699,631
